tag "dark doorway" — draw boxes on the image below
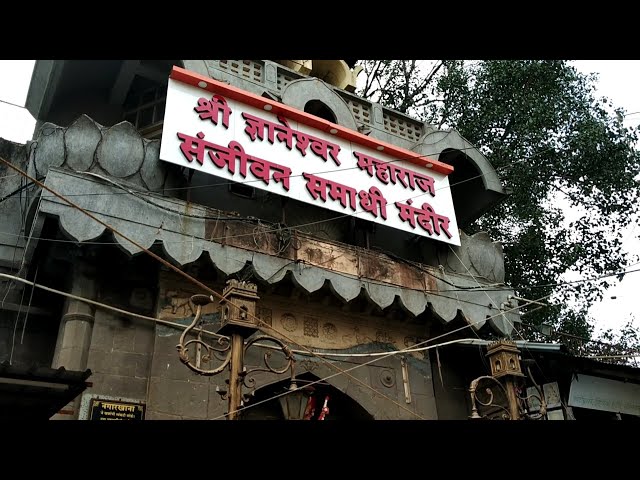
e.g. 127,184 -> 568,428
241,372 -> 373,420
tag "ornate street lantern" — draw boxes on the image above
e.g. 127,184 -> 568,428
468,340 -> 547,420
279,383 -> 314,420
486,340 -> 525,379
176,279 -> 296,420
218,279 -> 260,336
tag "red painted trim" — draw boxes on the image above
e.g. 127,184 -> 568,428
170,66 -> 454,176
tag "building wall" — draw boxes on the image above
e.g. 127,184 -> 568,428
45,92 -> 124,130
74,266 -> 440,420
0,138 -> 54,368
430,346 -> 485,420
0,139 -> 30,276
84,309 -> 154,405
0,310 -> 58,368
8,60 -> 515,419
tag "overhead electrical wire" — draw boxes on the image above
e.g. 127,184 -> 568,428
30,157 -> 514,256
8,104 -> 546,209
5,160 -> 632,414
21,137 -> 480,199
208,292 -> 554,420
8,60 -> 634,225
445,240 -> 621,415
0,221 -> 522,313
0,269 -> 554,420
12,135 -> 628,290
3,157 -> 638,330
172,61 -> 636,347
445,249 -> 576,416
2,226 -> 637,297
5,268 -> 624,363
4,65 -> 634,345
0,154 -> 427,420
347,59 -> 640,374
3,118 -> 596,297
0,98 -> 28,109
0,271 -> 543,358
11,135 -> 632,310
583,353 -> 640,360
3,159 -> 571,420
2,63 -> 636,414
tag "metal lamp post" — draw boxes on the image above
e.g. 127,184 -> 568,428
468,340 -> 547,420
176,279 -> 296,420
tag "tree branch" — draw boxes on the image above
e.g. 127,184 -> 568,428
423,60 -> 444,88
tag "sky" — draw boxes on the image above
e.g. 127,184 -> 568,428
0,60 -> 36,143
571,61 -> 640,335
0,59 -> 638,337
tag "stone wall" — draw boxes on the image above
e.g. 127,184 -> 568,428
146,328 -> 226,420
138,270 -> 440,420
75,266 -> 441,420
0,138 -> 34,308
84,309 -> 154,404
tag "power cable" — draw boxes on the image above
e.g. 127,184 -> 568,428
0,178 -> 40,205
446,242 -> 581,417
4,162 -> 561,420
36,153 -> 514,251
0,205 -> 515,312
10,67 -> 637,287
0,269 -> 550,420
0,98 -> 27,109
0,154 -> 426,420
1,229 -> 639,301
209,293 -> 553,420
17,136 -> 480,200
4,62 -> 636,413
0,271 -> 538,358
8,267 -> 627,365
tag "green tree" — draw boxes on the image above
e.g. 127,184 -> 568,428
357,60 -> 640,351
592,318 -> 640,366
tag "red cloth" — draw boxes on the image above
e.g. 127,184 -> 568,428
318,395 -> 330,420
303,396 -> 316,420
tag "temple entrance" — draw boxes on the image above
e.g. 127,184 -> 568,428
241,372 -> 374,420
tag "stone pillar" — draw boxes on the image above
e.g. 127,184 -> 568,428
51,259 -> 96,420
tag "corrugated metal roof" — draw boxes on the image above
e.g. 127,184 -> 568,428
454,338 -> 565,352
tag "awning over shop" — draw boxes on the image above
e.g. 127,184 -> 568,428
0,362 -> 92,420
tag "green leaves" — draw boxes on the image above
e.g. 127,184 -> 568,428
357,60 -> 640,349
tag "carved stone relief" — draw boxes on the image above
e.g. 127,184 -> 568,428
280,313 -> 298,332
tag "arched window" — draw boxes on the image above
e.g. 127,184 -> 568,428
303,100 -> 337,123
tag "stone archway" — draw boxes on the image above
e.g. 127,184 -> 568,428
241,372 -> 373,420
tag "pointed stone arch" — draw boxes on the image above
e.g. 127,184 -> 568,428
412,129 -> 509,227
242,371 -> 374,420
281,78 -> 358,130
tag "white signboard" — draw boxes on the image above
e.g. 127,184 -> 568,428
568,373 -> 640,416
160,75 -> 460,245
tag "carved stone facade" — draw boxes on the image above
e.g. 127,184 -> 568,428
0,60 -> 522,420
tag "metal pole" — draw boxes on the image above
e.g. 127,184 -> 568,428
227,332 -> 245,420
504,377 -> 521,420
